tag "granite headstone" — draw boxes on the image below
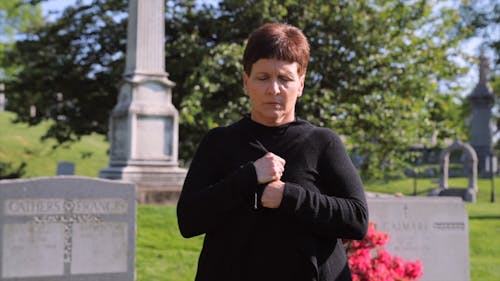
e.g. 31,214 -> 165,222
0,176 -> 136,281
368,196 -> 470,281
57,161 -> 75,176
0,93 -> 5,111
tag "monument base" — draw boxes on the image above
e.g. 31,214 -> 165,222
428,187 -> 476,202
99,165 -> 186,204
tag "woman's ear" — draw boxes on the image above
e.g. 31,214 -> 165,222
298,74 -> 305,97
242,72 -> 249,94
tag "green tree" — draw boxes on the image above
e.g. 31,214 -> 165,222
0,0 -> 44,78
180,0 -> 470,178
4,0 -> 470,179
460,0 -> 499,65
3,0 -> 128,143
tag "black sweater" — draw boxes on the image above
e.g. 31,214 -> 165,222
177,116 -> 368,281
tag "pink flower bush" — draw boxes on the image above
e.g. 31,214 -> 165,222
345,222 -> 423,281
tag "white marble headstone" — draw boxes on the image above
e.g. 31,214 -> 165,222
0,177 -> 136,281
368,196 -> 470,281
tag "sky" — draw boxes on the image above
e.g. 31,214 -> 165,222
41,0 -> 83,21
40,0 -> 493,97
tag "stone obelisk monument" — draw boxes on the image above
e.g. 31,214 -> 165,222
100,0 -> 186,202
468,52 -> 495,175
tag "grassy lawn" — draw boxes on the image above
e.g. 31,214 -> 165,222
0,111 -> 109,177
1,110 -> 498,280
136,205 -> 203,281
137,182 -> 499,281
466,197 -> 500,280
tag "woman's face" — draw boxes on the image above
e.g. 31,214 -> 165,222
243,58 -> 305,127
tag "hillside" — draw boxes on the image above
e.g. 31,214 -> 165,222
0,110 -> 109,178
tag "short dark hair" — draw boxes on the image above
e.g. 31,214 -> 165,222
243,23 -> 310,76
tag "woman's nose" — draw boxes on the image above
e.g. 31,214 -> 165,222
267,79 -> 280,95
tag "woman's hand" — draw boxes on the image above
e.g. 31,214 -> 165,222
261,180 -> 285,208
253,152 -> 285,184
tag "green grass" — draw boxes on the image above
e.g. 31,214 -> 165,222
137,205 -> 204,281
466,197 -> 500,280
137,182 -> 499,281
0,111 -> 109,177
1,110 -> 498,280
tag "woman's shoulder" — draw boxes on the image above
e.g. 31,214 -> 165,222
302,124 -> 350,158
299,119 -> 341,142
205,126 -> 228,136
194,126 -> 234,155
202,118 -> 245,141
202,126 -> 231,143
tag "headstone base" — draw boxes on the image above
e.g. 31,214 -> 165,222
136,184 -> 182,204
99,166 -> 186,204
428,187 -> 476,202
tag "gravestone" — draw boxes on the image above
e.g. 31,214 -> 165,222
429,140 -> 478,202
0,176 -> 136,281
0,82 -> 5,111
0,93 -> 5,111
57,161 -> 75,176
367,196 -> 470,281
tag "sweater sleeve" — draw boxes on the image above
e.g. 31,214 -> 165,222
177,128 -> 258,238
279,131 -> 368,240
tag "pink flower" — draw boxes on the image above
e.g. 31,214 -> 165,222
391,256 -> 405,277
363,222 -> 390,248
376,249 -> 393,265
345,221 -> 424,281
349,248 -> 371,273
404,260 -> 423,279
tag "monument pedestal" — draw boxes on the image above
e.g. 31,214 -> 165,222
100,165 -> 186,204
98,75 -> 187,204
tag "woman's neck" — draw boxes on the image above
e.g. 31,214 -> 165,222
250,112 -> 295,127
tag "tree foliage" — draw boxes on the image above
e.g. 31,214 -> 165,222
3,0 -> 470,179
0,160 -> 26,179
177,0 -> 470,178
460,0 -> 499,66
4,0 -> 127,142
0,0 -> 44,78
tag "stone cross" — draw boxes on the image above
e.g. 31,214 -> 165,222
29,199 -> 109,263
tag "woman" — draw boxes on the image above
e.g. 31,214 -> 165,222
177,23 -> 368,281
